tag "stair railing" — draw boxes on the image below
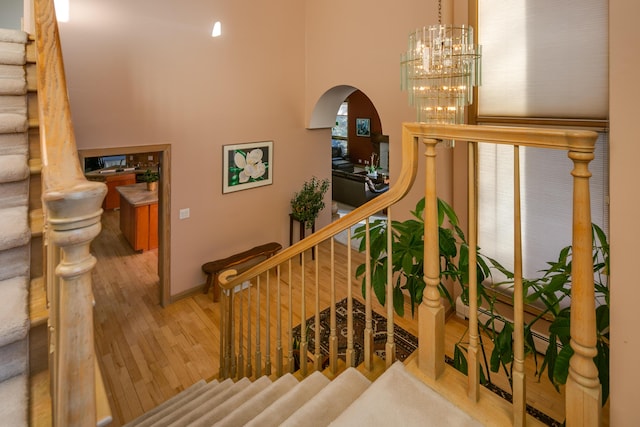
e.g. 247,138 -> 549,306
32,0 -> 109,425
219,123 -> 601,426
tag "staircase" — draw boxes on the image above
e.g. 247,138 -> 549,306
0,28 -> 35,427
123,361 -> 482,426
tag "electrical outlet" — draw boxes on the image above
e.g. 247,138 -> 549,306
148,155 -> 154,160
179,208 -> 190,219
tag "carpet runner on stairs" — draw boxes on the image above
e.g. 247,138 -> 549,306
122,362 -> 483,426
0,27 -> 29,427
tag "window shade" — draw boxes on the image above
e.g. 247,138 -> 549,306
478,132 -> 609,279
478,0 -> 609,119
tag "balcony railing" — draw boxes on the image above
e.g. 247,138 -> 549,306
219,123 -> 600,426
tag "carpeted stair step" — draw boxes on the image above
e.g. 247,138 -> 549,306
330,361 -> 483,426
0,132 -> 27,156
214,373 -> 300,427
0,275 -> 29,381
121,379 -> 208,427
181,375 -> 273,427
0,205 -> 29,252
0,64 -> 27,96
281,367 -> 372,427
0,245 -> 29,282
0,154 -> 29,206
125,378 -> 234,427
244,371 -> 331,427
0,95 -> 27,130
0,373 -> 28,427
0,29 -> 28,66
134,377 -> 243,427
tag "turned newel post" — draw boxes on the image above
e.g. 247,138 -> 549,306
419,137 -> 445,379
566,149 -> 602,426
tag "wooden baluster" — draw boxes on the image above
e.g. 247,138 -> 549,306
224,288 -> 233,378
385,207 -> 396,368
229,289 -> 236,379
566,150 -> 601,426
329,238 -> 338,374
300,252 -> 308,376
276,265 -> 283,377
364,218 -> 373,371
314,249 -> 322,371
237,287 -> 244,379
265,272 -> 272,376
346,228 -> 355,368
512,146 -> 526,425
246,283 -> 252,377
467,141 -> 480,401
220,292 -> 227,379
288,260 -> 295,373
419,137 -> 445,379
255,276 -> 262,377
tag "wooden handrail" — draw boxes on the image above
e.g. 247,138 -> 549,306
32,0 -> 108,425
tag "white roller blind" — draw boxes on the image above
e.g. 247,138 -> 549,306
478,0 -> 608,119
478,133 -> 609,278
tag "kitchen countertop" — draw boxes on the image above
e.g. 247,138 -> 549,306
116,183 -> 158,207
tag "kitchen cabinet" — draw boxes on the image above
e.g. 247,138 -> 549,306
117,183 -> 158,251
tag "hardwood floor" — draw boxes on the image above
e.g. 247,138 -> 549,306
92,209 -> 578,426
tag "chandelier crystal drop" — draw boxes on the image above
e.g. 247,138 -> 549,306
401,25 -> 481,124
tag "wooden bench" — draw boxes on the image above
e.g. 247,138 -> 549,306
202,242 -> 282,302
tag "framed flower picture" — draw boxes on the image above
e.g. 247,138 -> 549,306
356,118 -> 370,137
223,141 -> 273,193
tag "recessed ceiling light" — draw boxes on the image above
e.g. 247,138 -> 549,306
211,21 -> 222,37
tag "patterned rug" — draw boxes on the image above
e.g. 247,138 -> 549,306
292,297 -> 561,426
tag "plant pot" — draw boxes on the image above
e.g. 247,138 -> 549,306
367,171 -> 378,179
146,181 -> 158,191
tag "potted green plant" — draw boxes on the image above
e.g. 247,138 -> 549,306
290,177 -> 330,228
141,169 -> 159,191
353,197 -> 610,413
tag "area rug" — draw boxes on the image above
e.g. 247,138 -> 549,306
292,297 -> 561,426
292,298 -> 417,367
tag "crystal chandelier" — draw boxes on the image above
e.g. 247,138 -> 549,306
401,4 -> 481,124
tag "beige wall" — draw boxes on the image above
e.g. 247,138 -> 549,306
609,0 -> 640,425
58,0 -> 321,295
57,0 -> 459,297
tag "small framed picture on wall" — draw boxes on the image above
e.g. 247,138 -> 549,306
222,140 -> 273,193
356,118 -> 370,137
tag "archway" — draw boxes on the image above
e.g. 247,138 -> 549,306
312,86 -> 390,210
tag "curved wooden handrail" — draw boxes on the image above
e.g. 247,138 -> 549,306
220,123 -> 597,291
220,127 -> 420,290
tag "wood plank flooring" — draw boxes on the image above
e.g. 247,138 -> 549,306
91,209 -> 577,426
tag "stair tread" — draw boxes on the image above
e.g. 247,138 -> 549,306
128,378 -> 240,427
215,374 -> 300,427
0,373 -> 27,427
281,367 -> 371,427
0,205 -> 29,251
121,379 -> 209,427
0,154 -> 28,184
184,375 -> 273,427
0,275 -> 28,346
244,371 -> 330,427
331,361 -> 483,427
0,113 -> 28,134
29,277 -> 47,327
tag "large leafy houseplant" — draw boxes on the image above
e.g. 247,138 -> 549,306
353,197 -> 610,408
290,177 -> 330,228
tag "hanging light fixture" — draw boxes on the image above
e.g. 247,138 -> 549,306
401,0 -> 481,124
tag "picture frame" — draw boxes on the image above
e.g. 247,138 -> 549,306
356,118 -> 370,137
223,141 -> 273,193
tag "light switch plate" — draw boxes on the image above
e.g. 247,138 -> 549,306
179,208 -> 190,219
